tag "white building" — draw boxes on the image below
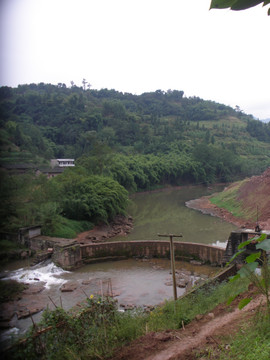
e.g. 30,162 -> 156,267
50,159 -> 75,168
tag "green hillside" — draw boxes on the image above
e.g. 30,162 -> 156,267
1,84 -> 270,182
1,83 -> 270,234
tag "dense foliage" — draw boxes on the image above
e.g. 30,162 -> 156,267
1,83 -> 270,232
0,168 -> 128,234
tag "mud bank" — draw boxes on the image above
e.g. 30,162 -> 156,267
186,196 -> 270,231
187,168 -> 270,231
75,215 -> 133,244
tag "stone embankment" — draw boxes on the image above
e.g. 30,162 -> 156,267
76,215 -> 133,244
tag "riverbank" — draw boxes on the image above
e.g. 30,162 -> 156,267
186,195 -> 270,231
186,196 -> 252,228
75,215 -> 133,244
187,168 -> 270,231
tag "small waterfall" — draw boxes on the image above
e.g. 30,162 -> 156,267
4,260 -> 70,289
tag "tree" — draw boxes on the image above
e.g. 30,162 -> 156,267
210,0 -> 270,15
227,233 -> 270,315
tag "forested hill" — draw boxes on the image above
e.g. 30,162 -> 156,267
1,83 -> 270,188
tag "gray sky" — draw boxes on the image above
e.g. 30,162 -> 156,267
1,0 -> 270,119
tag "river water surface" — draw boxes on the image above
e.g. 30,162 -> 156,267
114,184 -> 236,246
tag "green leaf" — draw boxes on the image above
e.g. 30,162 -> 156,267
210,0 -> 235,9
238,297 -> 252,310
229,273 -> 241,282
256,238 -> 270,251
238,239 -> 252,250
210,0 -> 270,14
227,249 -> 245,264
255,233 -> 267,242
238,262 -> 259,277
227,294 -> 237,305
245,251 -> 261,263
231,0 -> 263,10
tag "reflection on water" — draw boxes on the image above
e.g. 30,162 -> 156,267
114,185 -> 236,246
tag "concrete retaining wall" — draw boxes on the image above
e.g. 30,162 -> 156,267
28,237 -> 225,269
80,240 -> 225,265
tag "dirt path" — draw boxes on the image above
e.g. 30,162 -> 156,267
112,287 -> 263,360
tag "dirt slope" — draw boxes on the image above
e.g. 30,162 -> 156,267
187,168 -> 270,231
237,167 -> 270,229
111,286 -> 262,360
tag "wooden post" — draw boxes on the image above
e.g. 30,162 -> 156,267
158,233 -> 183,301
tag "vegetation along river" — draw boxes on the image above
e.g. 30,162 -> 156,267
1,185 -> 236,343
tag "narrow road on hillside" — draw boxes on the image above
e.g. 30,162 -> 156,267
112,287 -> 263,360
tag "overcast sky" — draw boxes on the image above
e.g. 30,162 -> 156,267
0,0 -> 269,119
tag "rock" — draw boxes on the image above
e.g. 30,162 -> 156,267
0,304 -> 17,322
17,306 -> 44,319
178,269 -> 192,276
60,282 -> 78,292
154,333 -> 171,342
207,312 -> 215,319
176,273 -> 190,282
190,260 -> 203,266
22,283 -> 45,295
20,251 -> 28,259
177,279 -> 187,288
81,279 -> 93,285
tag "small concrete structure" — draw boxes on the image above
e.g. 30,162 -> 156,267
30,235 -> 81,270
18,226 -> 41,246
223,229 -> 270,265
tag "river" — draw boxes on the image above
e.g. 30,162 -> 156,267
114,184 -> 236,246
1,185 -> 236,345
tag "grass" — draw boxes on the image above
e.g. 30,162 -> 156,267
210,180 -> 248,219
147,277 -> 250,332
43,217 -> 94,238
207,311 -> 270,360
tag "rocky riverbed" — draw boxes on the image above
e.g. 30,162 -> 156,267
0,257 -> 214,339
75,215 -> 133,244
